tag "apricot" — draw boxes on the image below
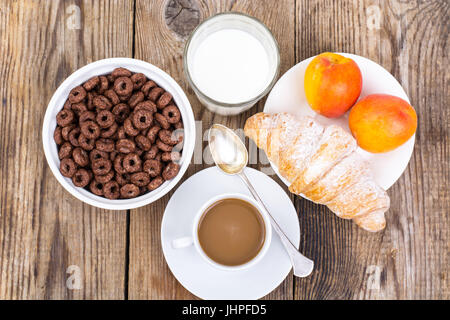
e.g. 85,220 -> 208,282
349,94 -> 417,153
304,52 -> 362,118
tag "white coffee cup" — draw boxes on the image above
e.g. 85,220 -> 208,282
172,193 -> 272,271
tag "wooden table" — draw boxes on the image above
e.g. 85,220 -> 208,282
0,0 -> 448,300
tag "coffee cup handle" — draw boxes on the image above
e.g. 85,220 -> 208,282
172,236 -> 194,249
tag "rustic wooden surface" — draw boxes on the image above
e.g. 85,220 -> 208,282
0,0 -> 448,300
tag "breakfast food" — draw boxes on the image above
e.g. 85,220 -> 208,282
304,52 -> 362,118
349,94 -> 417,153
244,112 -> 390,232
54,67 -> 184,199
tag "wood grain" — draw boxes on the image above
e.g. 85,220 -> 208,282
129,0 -> 296,299
0,0 -> 132,299
294,0 -> 449,300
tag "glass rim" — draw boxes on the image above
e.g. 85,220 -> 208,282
183,12 -> 281,108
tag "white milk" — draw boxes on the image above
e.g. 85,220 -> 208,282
190,29 -> 271,104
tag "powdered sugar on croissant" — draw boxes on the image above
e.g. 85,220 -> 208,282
244,112 -> 390,232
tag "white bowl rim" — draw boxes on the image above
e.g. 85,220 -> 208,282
42,58 -> 196,210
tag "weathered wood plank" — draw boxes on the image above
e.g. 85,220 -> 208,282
129,0 -> 295,299
0,0 -> 133,299
294,0 -> 449,300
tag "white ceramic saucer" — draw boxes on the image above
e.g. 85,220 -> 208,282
161,166 -> 300,300
264,53 -> 415,190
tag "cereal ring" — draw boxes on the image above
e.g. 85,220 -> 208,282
141,80 -> 157,95
114,76 -> 133,96
116,172 -> 131,186
144,145 -> 159,160
78,134 -> 95,151
112,67 -> 132,79
83,76 -> 99,91
146,125 -> 161,143
106,74 -> 115,83
103,181 -> 120,199
95,138 -> 115,152
162,105 -> 181,124
90,149 -> 109,163
120,184 -> 139,198
155,152 -> 162,162
58,142 -> 72,159
148,87 -> 164,102
90,180 -> 104,196
112,103 -> 130,123
93,95 -> 112,110
68,127 -> 81,147
174,121 -> 183,129
104,89 -> 120,105
95,169 -> 115,184
157,92 -> 172,109
100,122 -> 118,138
79,110 -> 96,123
143,159 -> 162,178
68,86 -> 86,103
86,92 -> 96,110
72,168 -> 91,187
80,121 -> 100,139
130,172 -> 150,187
158,129 -> 178,145
97,76 -> 109,94
156,139 -> 173,152
114,154 -> 127,174
63,100 -> 72,110
154,113 -> 170,129
110,151 -> 118,162
135,100 -> 157,113
71,102 -> 88,116
96,110 -> 115,128
60,158 -> 77,178
92,158 -> 112,175
119,92 -> 132,101
162,162 -> 180,180
131,109 -> 153,130
135,135 -> 151,151
124,118 -> 139,136
131,73 -> 147,90
117,126 -> 126,139
123,153 -> 141,173
128,91 -> 145,109
148,176 -> 164,191
161,151 -> 181,162
72,147 -> 89,166
61,124 -> 75,140
56,109 -> 74,127
54,126 -> 63,145
116,139 -> 135,154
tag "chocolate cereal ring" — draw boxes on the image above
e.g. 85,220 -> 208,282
117,126 -> 126,139
116,172 -> 131,186
78,134 -> 95,151
68,86 -> 86,103
174,121 -> 183,129
148,176 -> 164,191
109,151 -> 118,161
112,67 -> 132,79
97,76 -> 109,94
103,181 -> 120,199
54,126 -> 63,145
58,142 -> 72,159
162,105 -> 181,124
92,158 -> 112,176
123,153 -> 141,173
56,109 -> 74,127
71,102 -> 88,116
96,110 -> 115,128
93,95 -> 112,110
128,91 -> 145,109
162,162 -> 180,180
120,183 -> 139,198
90,149 -> 109,163
144,145 -> 159,160
158,129 -> 178,145
130,172 -> 150,187
154,113 -> 170,129
148,87 -> 164,102
143,159 -> 162,177
157,92 -> 172,109
100,122 -> 118,138
60,158 -> 77,178
124,118 -> 139,136
131,73 -> 147,90
131,109 -> 153,130
114,154 -> 127,174
112,103 -> 130,123
94,169 -> 114,184
114,76 -> 133,96
104,89 -> 120,105
86,92 -> 96,110
95,138 -> 115,152
146,125 -> 161,143
141,80 -> 157,95
72,147 -> 89,167
135,135 -> 151,151
156,139 -> 173,152
80,121 -> 100,139
72,168 -> 91,187
68,127 -> 81,147
161,151 -> 181,162
79,111 -> 96,123
90,180 -> 104,196
116,139 -> 135,154
83,76 -> 99,91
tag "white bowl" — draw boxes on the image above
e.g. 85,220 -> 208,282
42,58 -> 196,210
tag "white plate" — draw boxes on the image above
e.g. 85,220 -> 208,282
161,166 -> 300,300
264,53 -> 415,190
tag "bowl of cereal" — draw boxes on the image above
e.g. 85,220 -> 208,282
42,58 -> 196,210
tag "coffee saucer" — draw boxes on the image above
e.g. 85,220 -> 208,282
161,166 -> 300,300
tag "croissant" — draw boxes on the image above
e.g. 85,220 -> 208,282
244,112 -> 390,232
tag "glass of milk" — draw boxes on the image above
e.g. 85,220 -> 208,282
183,12 -> 280,116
